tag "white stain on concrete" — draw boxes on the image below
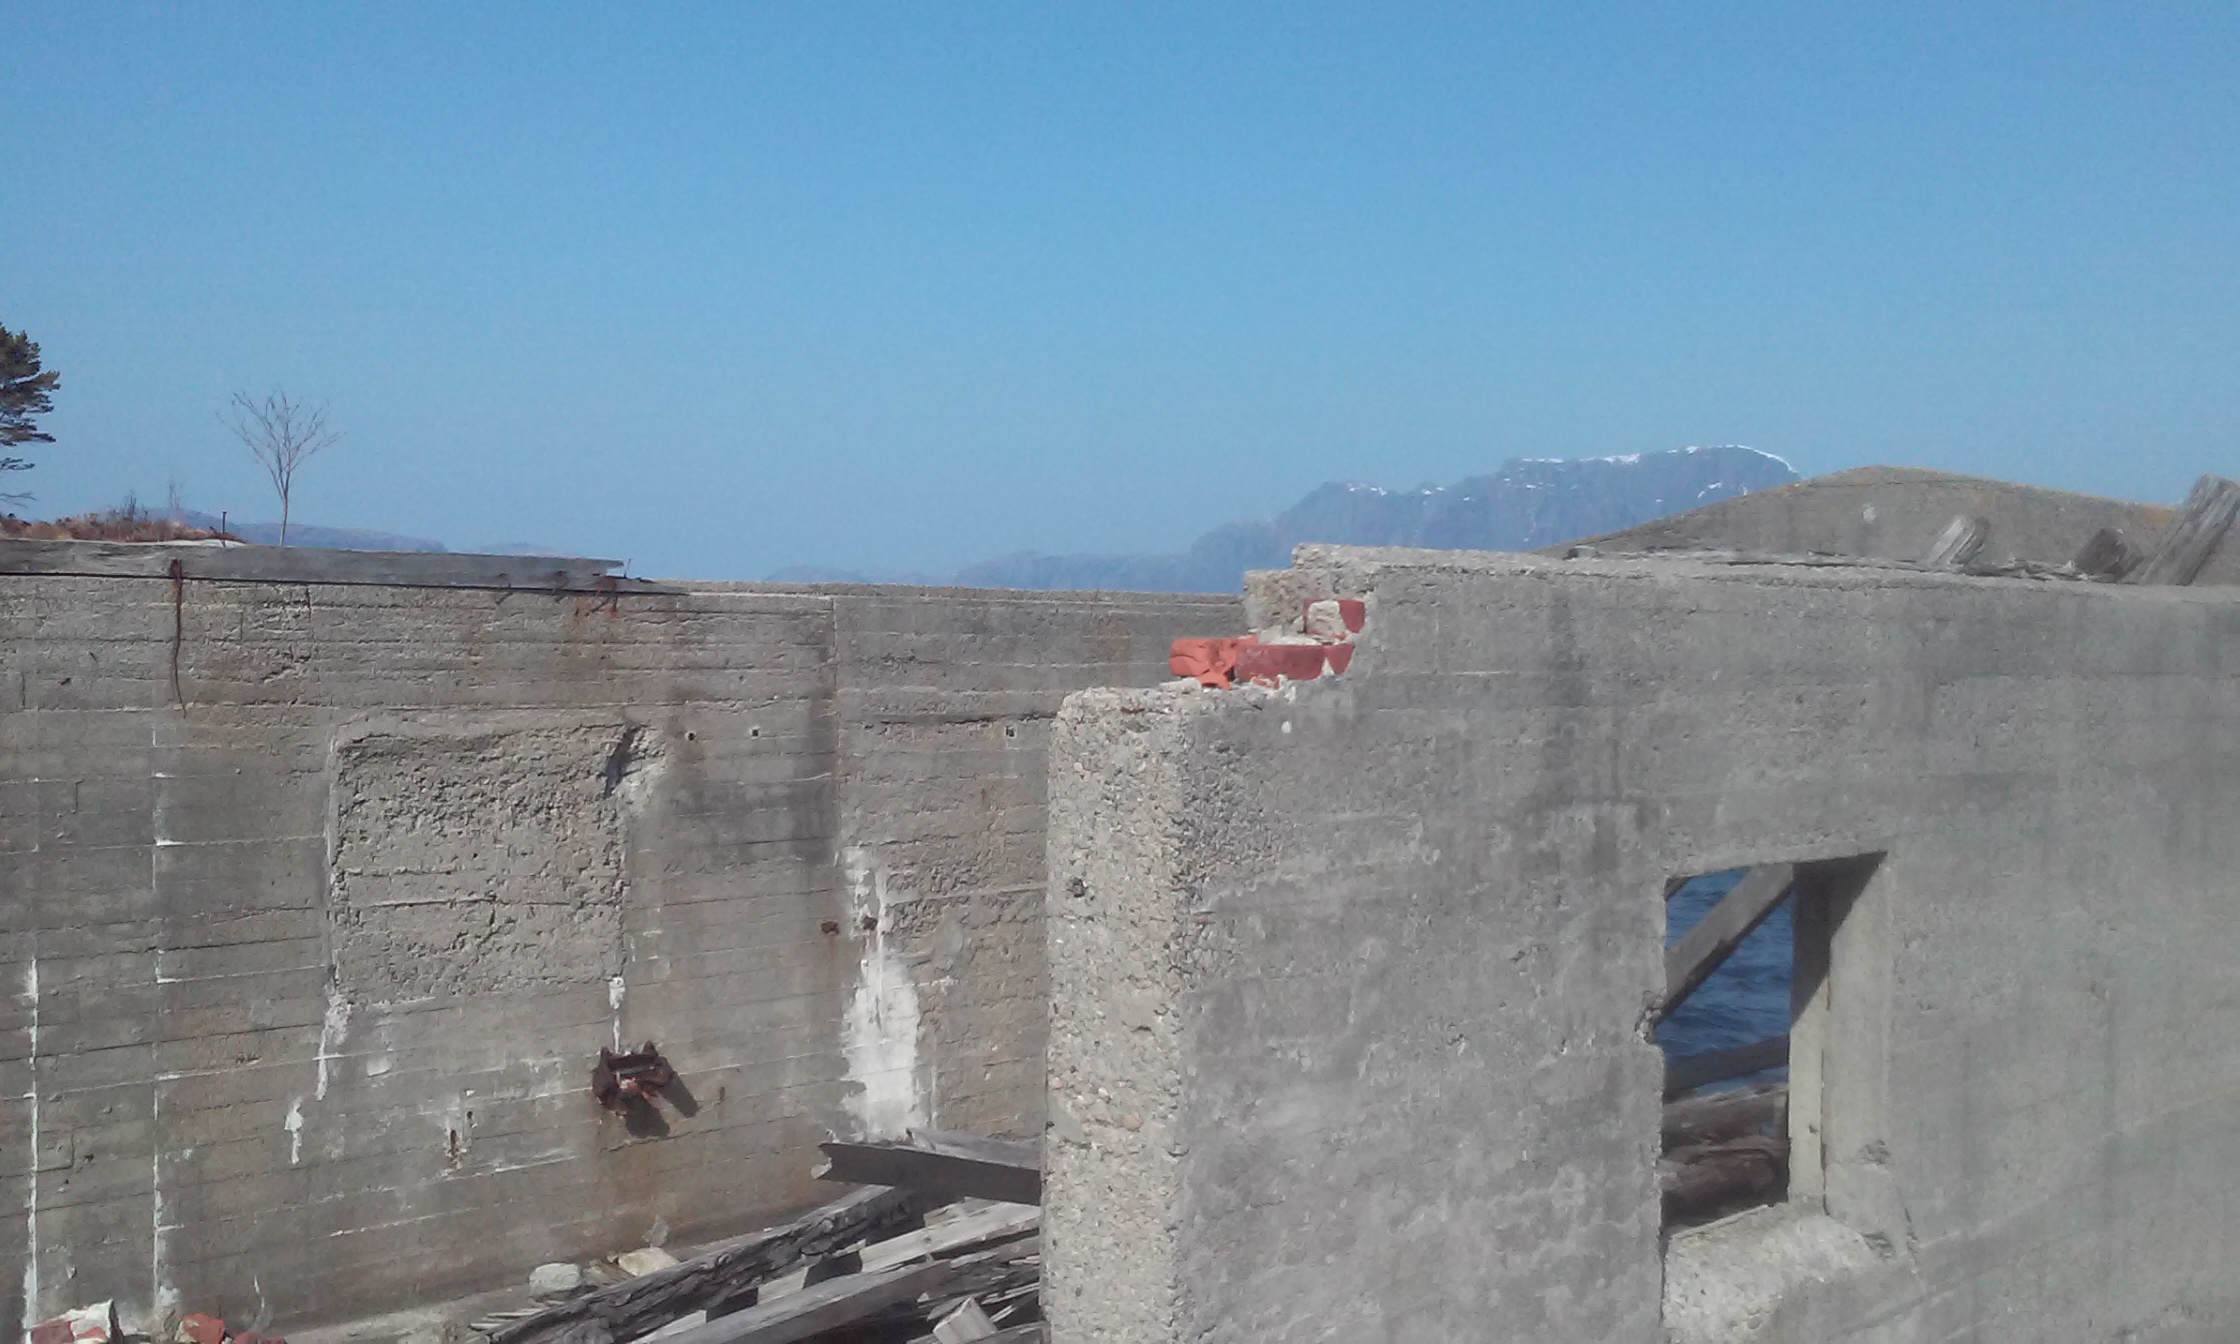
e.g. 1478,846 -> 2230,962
21,956 -> 39,1332
316,982 -> 351,1102
839,846 -> 926,1139
150,1091 -> 176,1333
608,975 -> 627,1051
284,1099 -> 305,1166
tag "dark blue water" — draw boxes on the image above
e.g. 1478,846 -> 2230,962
1658,869 -> 1791,1087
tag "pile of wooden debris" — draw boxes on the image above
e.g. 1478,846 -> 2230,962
475,1132 -> 1044,1344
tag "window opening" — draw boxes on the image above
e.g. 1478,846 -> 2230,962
1657,866 -> 1794,1229
1654,855 -> 1881,1232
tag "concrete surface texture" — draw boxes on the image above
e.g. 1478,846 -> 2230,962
0,546 -> 1238,1337
1575,465 -> 2189,573
1043,542 -> 2240,1343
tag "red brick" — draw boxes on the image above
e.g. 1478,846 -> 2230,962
1170,636 -> 1253,688
1236,642 -> 1327,684
1324,643 -> 1354,675
29,1321 -> 73,1344
179,1314 -> 226,1344
1337,599 -> 1366,633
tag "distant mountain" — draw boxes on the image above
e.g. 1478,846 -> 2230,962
950,445 -> 1797,593
765,563 -> 950,586
177,509 -> 447,553
477,541 -> 578,557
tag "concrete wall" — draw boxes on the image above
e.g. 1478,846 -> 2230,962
1044,543 -> 2240,1343
0,549 -> 1238,1336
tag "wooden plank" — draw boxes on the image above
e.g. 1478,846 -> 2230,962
912,1325 -> 1044,1344
1919,514 -> 1989,569
1663,1082 -> 1786,1149
2127,474 -> 2240,586
1660,864 -> 1795,1020
2071,527 -> 2141,581
930,1298 -> 1000,1343
657,1260 -> 956,1344
1660,1134 -> 1785,1224
0,536 -> 662,593
1664,1035 -> 1790,1100
664,1241 -> 1037,1344
486,1186 -> 921,1344
860,1203 -> 1040,1273
818,1131 -> 1040,1207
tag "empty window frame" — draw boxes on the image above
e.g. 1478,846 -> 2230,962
1655,854 -> 1882,1230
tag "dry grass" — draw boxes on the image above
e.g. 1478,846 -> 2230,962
1,508 -> 237,544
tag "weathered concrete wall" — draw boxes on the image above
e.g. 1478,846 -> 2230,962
0,551 -> 1237,1336
1044,543 -> 2240,1343
1577,466 -> 2182,571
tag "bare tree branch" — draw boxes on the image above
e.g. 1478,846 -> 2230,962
221,389 -> 342,546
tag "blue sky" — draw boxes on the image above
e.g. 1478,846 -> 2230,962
9,5 -> 2238,577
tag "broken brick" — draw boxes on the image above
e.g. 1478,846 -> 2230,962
1324,643 -> 1354,675
1237,642 -> 1328,684
1337,599 -> 1366,633
29,1321 -> 72,1344
1170,636 -> 1253,688
179,1314 -> 226,1344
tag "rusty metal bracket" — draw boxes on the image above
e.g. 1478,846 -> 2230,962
591,1042 -> 676,1115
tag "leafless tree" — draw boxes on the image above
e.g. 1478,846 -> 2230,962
222,389 -> 342,546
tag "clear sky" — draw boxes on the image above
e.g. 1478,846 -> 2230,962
9,4 -> 2238,577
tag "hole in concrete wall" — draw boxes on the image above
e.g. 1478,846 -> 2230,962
1656,854 -> 1881,1232
1658,867 -> 1793,1229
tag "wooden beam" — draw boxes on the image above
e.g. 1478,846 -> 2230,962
1660,864 -> 1795,1020
1663,1082 -> 1786,1149
657,1259 -> 956,1344
2127,474 -> 2240,586
1664,1035 -> 1790,1100
2072,527 -> 2142,581
819,1131 -> 1040,1207
486,1186 -> 920,1344
663,1241 -> 1037,1344
911,1326 -> 1045,1344
860,1204 -> 1039,1273
0,536 -> 662,593
1920,514 -> 1989,569
1660,1135 -> 1785,1225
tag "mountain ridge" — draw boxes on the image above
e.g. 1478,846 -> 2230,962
947,445 -> 1797,593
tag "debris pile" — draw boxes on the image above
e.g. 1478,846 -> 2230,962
1658,1082 -> 1788,1226
23,1303 -> 289,1344
472,1131 -> 1045,1344
1169,596 -> 1363,688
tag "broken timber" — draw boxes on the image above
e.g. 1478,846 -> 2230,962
1664,1035 -> 1790,1099
655,1237 -> 1040,1344
818,1131 -> 1041,1207
485,1186 -> 919,1344
860,1203 -> 1041,1273
1660,863 -> 1795,1021
2072,527 -> 2142,581
1661,1135 -> 1786,1225
657,1258 -> 957,1344
1920,514 -> 1990,569
2127,474 -> 2240,586
1662,1081 -> 1787,1148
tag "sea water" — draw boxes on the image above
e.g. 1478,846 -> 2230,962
1658,869 -> 1792,1087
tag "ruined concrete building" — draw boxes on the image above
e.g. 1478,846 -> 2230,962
6,467 -> 2238,1343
